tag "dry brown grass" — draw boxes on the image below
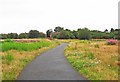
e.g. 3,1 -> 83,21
65,40 -> 118,80
13,38 -> 50,43
0,38 -> 53,43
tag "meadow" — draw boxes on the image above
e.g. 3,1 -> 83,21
0,38 -> 119,80
1,39 -> 59,80
64,39 -> 119,80
2,39 -> 52,52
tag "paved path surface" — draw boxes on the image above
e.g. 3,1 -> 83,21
17,43 -> 86,80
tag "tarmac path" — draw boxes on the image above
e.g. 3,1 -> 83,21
17,43 -> 87,80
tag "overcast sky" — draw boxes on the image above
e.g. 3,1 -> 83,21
0,0 -> 119,34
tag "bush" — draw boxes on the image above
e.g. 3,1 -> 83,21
106,39 -> 117,45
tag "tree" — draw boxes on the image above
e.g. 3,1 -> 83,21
39,32 -> 45,38
115,29 -> 119,31
110,29 -> 120,39
114,29 -> 120,39
65,29 -> 71,32
118,30 -> 120,40
28,30 -> 40,38
1,34 -> 8,39
58,30 -> 70,39
78,28 -> 91,40
46,29 -> 53,38
104,29 -> 108,33
72,30 -> 78,39
110,28 -> 114,33
77,28 -> 82,31
69,32 -> 75,39
52,32 -> 60,39
108,33 -> 115,39
8,33 -> 18,39
54,26 -> 64,32
58,30 -> 75,39
19,33 -> 28,39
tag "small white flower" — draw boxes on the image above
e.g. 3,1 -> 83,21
108,65 -> 111,66
95,61 -> 99,64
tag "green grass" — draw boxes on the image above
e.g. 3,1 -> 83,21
66,52 -> 96,70
3,53 -> 14,65
2,39 -> 59,80
1,41 -> 52,52
94,44 -> 99,48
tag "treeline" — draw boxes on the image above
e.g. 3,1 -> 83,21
47,27 -> 119,40
1,30 -> 45,39
0,27 -> 119,40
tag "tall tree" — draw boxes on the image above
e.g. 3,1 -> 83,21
78,28 -> 91,40
72,30 -> 78,39
65,29 -> 71,32
8,33 -> 18,39
110,28 -> 114,33
58,30 -> 75,39
54,26 -> 64,32
58,30 -> 71,39
28,30 -> 40,38
19,33 -> 28,39
104,29 -> 108,33
1,34 -> 8,39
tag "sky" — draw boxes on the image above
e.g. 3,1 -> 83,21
0,0 -> 119,34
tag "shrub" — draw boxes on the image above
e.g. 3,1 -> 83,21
106,39 -> 117,45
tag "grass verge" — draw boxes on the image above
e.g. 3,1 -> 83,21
64,40 -> 118,80
1,39 -> 59,80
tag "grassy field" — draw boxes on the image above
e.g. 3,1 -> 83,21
2,40 -> 52,52
1,39 -> 119,80
64,39 -> 119,80
1,39 -> 59,80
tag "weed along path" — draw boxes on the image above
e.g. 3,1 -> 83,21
17,43 -> 86,80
